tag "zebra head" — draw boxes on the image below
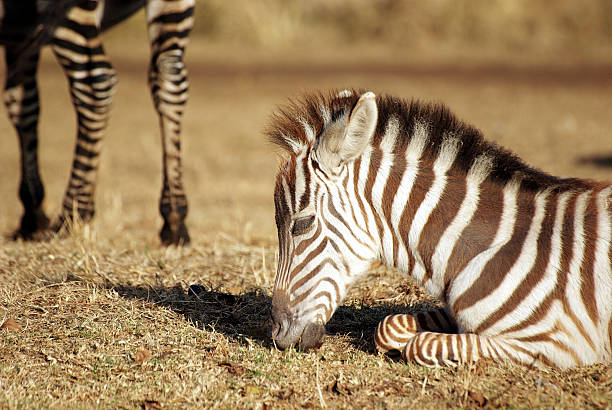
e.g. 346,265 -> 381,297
269,91 -> 381,349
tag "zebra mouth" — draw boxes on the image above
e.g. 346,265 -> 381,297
270,317 -> 326,350
297,322 -> 326,350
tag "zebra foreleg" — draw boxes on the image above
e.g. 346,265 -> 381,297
50,2 -> 117,233
3,47 -> 50,239
374,308 -> 458,353
146,0 -> 195,246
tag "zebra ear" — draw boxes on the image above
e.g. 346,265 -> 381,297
316,91 -> 378,172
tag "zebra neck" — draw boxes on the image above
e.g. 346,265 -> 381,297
357,143 -> 512,302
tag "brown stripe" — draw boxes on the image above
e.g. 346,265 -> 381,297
351,157 -> 369,231
513,330 -> 581,365
475,191 -> 557,333
343,169 -> 375,244
294,222 -> 323,256
424,334 -> 436,364
289,257 -> 338,296
474,334 -> 483,362
464,334 -> 473,362
302,302 -> 332,322
608,318 -> 612,357
325,190 -> 370,250
505,342 -> 538,365
298,154 -> 311,210
453,188 -> 536,312
552,192 -> 577,298
580,191 -> 599,325
398,160 -> 435,254
419,169 -> 467,283
438,308 -> 458,333
428,310 -> 444,331
444,180 -> 503,286
325,221 -> 366,261
288,238 -> 328,282
364,147 -> 385,241
382,152 -> 407,267
416,312 -> 429,331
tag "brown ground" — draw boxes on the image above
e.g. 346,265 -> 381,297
1,36 -> 612,408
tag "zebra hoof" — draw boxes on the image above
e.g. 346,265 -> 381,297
12,208 -> 50,241
160,221 -> 190,246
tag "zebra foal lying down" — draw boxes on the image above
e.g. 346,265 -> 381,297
268,90 -> 612,369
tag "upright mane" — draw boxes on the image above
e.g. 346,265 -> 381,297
267,89 -> 591,192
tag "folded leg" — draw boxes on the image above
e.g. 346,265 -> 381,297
402,331 -> 540,367
375,308 -> 457,353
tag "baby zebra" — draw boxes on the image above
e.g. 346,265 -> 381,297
268,90 -> 612,369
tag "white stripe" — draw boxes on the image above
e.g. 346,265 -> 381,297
565,190 -> 599,339
455,186 -> 550,330
319,105 -> 331,125
294,153 -> 306,210
356,147 -> 380,244
500,300 -> 580,368
320,188 -> 376,259
284,133 -> 303,154
281,176 -> 293,214
345,166 -> 368,232
427,155 -> 493,298
447,176 -> 521,307
488,191 -> 571,335
594,186 -> 612,350
300,118 -> 316,142
408,137 -> 460,285
390,121 -> 429,273
371,117 -> 399,265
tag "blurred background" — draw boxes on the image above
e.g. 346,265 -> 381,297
186,0 -> 612,61
1,0 -> 612,243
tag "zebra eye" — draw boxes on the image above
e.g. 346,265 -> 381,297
292,215 -> 315,236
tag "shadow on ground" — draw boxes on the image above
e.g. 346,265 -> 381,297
108,282 -> 434,354
577,154 -> 612,168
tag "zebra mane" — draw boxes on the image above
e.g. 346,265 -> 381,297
266,89 -> 361,154
267,90 -> 591,192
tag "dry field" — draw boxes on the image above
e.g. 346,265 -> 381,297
2,32 -> 612,408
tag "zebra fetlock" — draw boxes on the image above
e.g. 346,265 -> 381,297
268,89 -> 612,369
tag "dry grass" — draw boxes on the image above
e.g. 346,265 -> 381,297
2,26 -> 612,408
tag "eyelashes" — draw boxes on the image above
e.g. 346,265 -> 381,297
291,215 -> 315,236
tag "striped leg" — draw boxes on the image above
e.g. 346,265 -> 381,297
3,47 -> 50,238
375,308 -> 458,353
146,0 -> 194,245
51,1 -> 117,231
403,332 -> 540,368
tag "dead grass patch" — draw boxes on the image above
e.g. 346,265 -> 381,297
1,228 -> 610,408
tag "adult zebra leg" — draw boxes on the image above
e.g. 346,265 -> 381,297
50,1 -> 117,232
146,0 -> 195,245
375,308 -> 458,353
402,331 -> 543,368
3,48 -> 49,239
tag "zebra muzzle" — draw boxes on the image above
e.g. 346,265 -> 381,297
269,307 -> 325,350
